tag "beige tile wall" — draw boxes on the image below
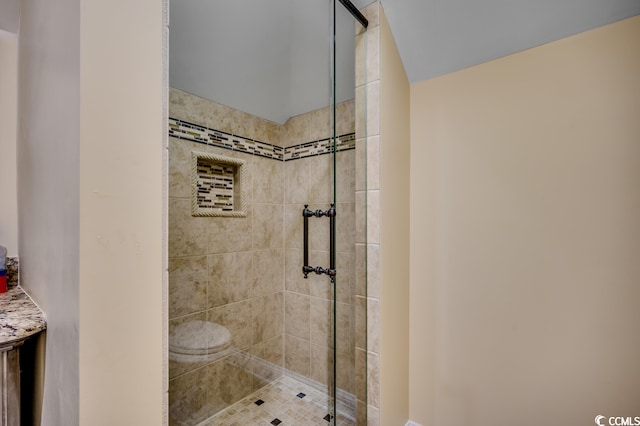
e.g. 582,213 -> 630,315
169,88 -> 359,424
283,101 -> 357,400
356,2 -> 380,425
169,88 -> 285,425
356,3 -> 413,425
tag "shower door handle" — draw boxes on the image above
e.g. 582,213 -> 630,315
302,204 -> 336,282
302,205 -> 314,277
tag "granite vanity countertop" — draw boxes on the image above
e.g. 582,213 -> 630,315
0,286 -> 47,349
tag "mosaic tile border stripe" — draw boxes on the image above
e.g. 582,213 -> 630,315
284,133 -> 356,161
169,117 -> 356,162
169,118 -> 284,161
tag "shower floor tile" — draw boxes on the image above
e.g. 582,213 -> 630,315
199,375 -> 354,426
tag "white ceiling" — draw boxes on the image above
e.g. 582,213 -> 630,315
169,0 -> 640,123
169,0 -> 361,124
0,0 -> 20,34
3,0 -> 638,123
382,0 -> 640,83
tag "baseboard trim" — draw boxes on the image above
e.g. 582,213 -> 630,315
406,421 -> 424,426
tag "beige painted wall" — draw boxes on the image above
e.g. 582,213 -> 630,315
18,0 -> 166,424
0,30 -> 18,256
18,1 -> 81,423
379,8 -> 411,426
79,0 -> 165,424
410,16 -> 640,426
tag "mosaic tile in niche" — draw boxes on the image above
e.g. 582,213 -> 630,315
191,151 -> 248,217
196,162 -> 234,211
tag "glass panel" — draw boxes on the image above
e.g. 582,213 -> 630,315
167,1 -> 365,424
332,1 -> 366,424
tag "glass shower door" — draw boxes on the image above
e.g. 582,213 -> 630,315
167,0 -> 366,424
329,2 -> 368,424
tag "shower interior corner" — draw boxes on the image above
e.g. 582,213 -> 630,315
167,87 -> 364,425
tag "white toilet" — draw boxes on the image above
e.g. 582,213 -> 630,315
169,320 -> 232,363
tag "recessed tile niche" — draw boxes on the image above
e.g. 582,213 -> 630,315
191,151 -> 247,217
